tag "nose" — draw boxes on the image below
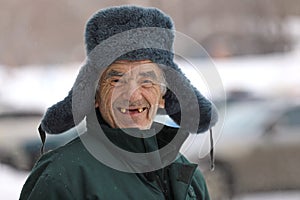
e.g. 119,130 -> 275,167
122,80 -> 142,101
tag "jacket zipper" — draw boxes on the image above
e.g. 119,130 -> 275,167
155,174 -> 169,200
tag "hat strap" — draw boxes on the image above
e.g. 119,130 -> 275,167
209,128 -> 215,171
38,124 -> 46,155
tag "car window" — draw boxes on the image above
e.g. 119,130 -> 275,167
277,106 -> 300,128
222,101 -> 270,137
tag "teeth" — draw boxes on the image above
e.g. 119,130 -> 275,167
120,108 -> 126,113
138,108 -> 143,113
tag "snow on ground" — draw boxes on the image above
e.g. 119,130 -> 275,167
179,48 -> 300,100
0,62 -> 80,111
0,164 -> 28,200
233,191 -> 300,200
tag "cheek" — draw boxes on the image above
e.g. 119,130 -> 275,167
99,85 -> 114,107
100,86 -> 125,112
143,88 -> 163,105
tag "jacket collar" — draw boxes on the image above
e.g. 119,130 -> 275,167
82,109 -> 190,172
169,162 -> 198,200
85,109 -> 184,154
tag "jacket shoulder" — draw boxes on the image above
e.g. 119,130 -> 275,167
175,155 -> 210,200
19,137 -> 87,199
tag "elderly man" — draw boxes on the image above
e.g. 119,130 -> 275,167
20,5 -> 217,200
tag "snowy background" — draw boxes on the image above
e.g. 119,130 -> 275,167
0,12 -> 300,200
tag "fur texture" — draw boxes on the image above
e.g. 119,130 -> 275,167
40,5 -> 218,134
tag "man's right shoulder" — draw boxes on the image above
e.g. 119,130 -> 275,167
33,136 -> 86,172
20,137 -> 86,200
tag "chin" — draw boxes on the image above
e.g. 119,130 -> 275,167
115,121 -> 152,130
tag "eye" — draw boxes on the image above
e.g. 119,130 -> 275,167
142,80 -> 153,83
110,78 -> 126,86
140,79 -> 154,87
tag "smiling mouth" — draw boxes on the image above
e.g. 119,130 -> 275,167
117,107 -> 147,114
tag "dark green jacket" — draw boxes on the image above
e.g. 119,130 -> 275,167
20,114 -> 210,200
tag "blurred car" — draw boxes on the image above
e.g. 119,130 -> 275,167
0,111 -> 41,169
0,110 -> 77,171
194,99 -> 300,199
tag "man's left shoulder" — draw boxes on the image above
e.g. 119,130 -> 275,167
174,154 -> 195,165
174,155 -> 207,183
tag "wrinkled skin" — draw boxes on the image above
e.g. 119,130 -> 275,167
95,60 -> 166,129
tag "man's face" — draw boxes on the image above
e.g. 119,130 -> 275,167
95,60 -> 166,129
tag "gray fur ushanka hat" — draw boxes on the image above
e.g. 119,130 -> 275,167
39,5 -> 218,137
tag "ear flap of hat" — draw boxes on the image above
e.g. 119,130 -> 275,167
40,90 -> 75,134
162,64 -> 218,133
164,88 -> 218,133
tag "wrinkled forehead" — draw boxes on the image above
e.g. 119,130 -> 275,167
101,60 -> 164,79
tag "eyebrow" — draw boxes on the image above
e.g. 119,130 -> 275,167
104,70 -> 124,80
105,70 -> 158,80
139,71 -> 158,80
